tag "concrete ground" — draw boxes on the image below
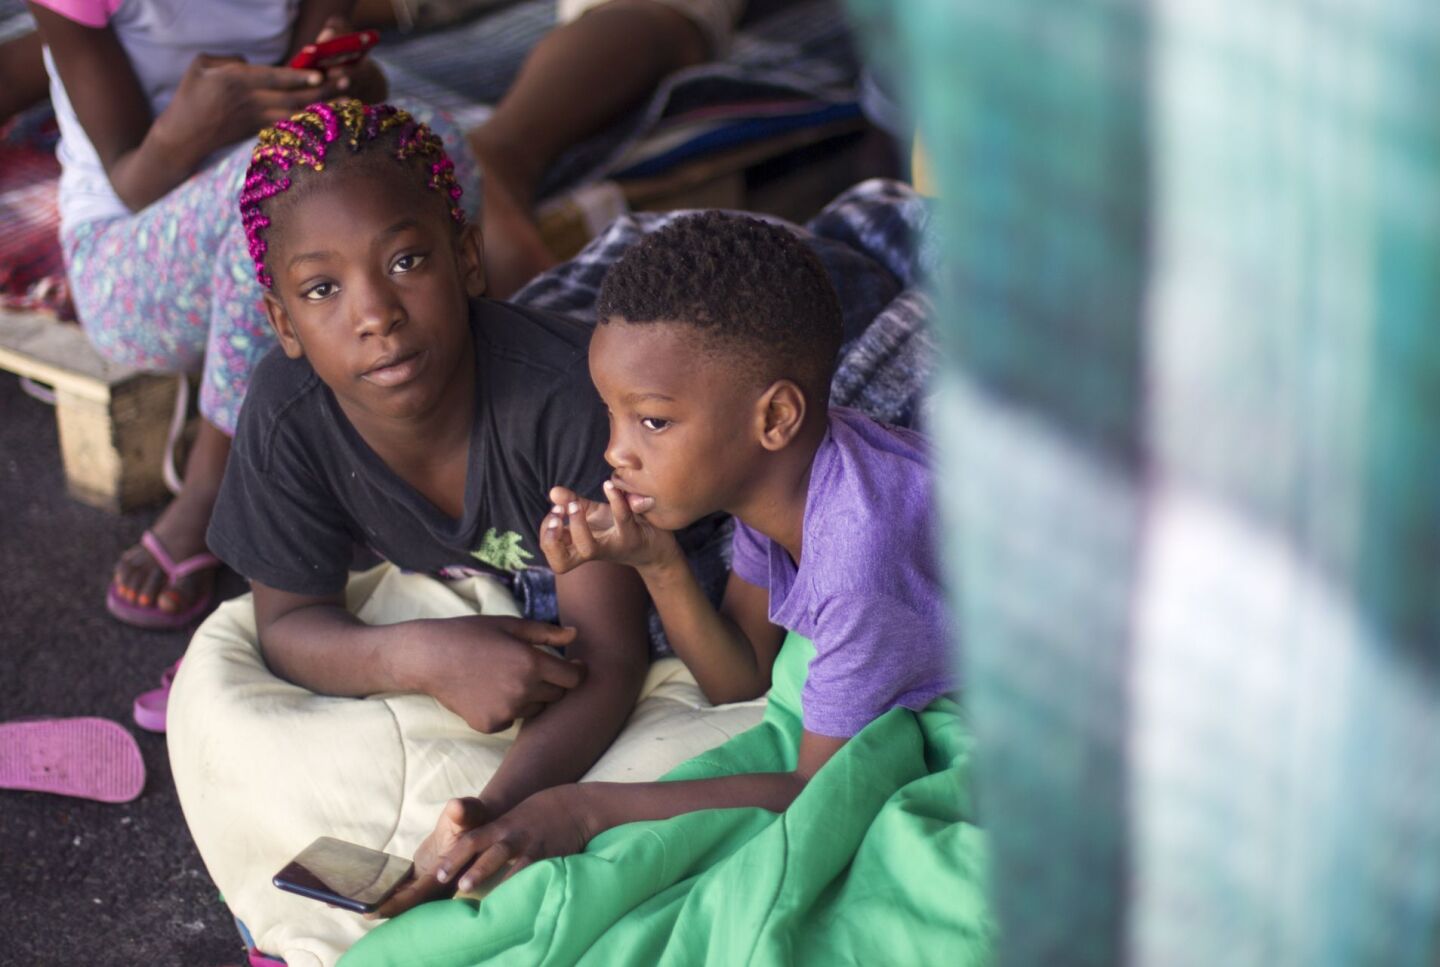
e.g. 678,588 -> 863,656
0,372 -> 244,965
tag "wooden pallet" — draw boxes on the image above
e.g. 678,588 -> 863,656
0,309 -> 177,512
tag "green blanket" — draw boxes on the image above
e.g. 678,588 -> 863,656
343,633 -> 992,966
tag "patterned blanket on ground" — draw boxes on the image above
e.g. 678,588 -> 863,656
343,631 -> 991,966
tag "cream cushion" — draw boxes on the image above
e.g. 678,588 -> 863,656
168,563 -> 766,967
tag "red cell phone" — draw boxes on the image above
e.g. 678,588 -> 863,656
289,30 -> 379,70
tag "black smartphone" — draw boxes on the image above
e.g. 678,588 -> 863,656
273,836 -> 414,914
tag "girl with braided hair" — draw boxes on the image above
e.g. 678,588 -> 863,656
26,0 -> 478,628
201,98 -> 650,913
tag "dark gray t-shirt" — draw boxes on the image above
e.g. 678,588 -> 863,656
208,298 -> 611,595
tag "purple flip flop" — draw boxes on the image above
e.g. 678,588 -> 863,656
0,718 -> 145,803
106,529 -> 220,631
132,659 -> 181,734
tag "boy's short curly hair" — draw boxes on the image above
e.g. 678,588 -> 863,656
595,212 -> 843,401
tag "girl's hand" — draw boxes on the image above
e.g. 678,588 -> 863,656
371,797 -> 491,919
309,16 -> 388,103
153,53 -> 338,162
439,785 -> 592,894
540,483 -> 681,574
420,616 -> 586,734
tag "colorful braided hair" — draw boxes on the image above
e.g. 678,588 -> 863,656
239,99 -> 465,289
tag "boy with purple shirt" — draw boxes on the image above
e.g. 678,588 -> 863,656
387,211 -> 953,900
728,407 -> 947,737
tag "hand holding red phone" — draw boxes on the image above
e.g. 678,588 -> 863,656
154,54 -> 339,164
291,20 -> 382,96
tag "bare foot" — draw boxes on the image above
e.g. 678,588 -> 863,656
110,420 -> 230,618
112,493 -> 216,616
469,135 -> 557,300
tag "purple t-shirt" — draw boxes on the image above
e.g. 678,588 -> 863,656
730,407 -> 953,737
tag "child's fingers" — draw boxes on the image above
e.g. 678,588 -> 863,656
501,618 -> 578,650
547,485 -> 579,508
549,494 -> 610,525
525,682 -> 566,705
326,65 -> 355,93
256,84 -> 343,112
583,498 -> 609,521
604,481 -> 648,547
248,64 -> 327,90
602,480 -> 633,526
445,796 -> 489,831
540,513 -> 578,571
533,650 -> 586,690
565,501 -> 599,559
500,855 -> 535,884
457,841 -> 513,893
434,835 -> 485,886
369,871 -> 435,919
314,14 -> 348,43
578,497 -> 617,534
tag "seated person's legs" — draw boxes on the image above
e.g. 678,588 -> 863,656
60,143 -> 261,622
469,0 -> 741,297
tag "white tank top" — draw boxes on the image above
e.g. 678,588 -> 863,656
37,0 -> 299,232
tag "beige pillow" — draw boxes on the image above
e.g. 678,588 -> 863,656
169,563 -> 766,967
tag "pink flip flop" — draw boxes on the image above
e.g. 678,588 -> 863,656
106,529 -> 221,631
0,718 -> 146,803
133,659 -> 181,734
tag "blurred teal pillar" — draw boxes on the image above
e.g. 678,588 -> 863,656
847,1 -> 1440,965
847,2 -> 1147,964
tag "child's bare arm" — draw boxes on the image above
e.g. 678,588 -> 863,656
375,560 -> 650,917
28,4 -> 337,212
252,581 -> 585,733
649,564 -> 785,705
541,483 -> 785,704
573,727 -> 847,847
478,559 -> 649,814
392,729 -> 850,905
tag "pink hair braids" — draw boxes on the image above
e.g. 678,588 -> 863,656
238,99 -> 466,289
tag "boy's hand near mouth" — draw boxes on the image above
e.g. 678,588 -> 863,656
541,483 -> 776,706
540,483 -> 678,574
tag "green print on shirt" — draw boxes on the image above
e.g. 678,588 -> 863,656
470,528 -> 534,572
